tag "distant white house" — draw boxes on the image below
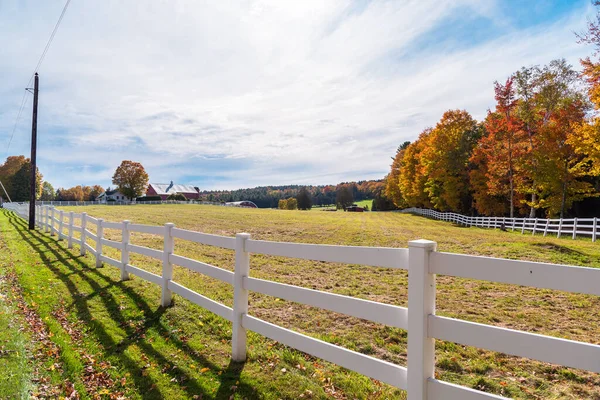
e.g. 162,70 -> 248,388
97,189 -> 128,203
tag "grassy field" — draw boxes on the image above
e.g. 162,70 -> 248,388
2,205 -> 600,399
352,199 -> 373,209
311,199 -> 373,211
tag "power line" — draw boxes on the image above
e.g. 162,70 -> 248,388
3,0 -> 72,158
4,90 -> 30,158
32,0 -> 72,78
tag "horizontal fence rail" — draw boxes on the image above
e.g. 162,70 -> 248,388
402,207 -> 599,242
2,200 -> 252,208
2,202 -> 600,400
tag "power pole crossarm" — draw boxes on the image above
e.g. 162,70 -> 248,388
28,73 -> 39,230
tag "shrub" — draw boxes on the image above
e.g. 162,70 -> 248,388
138,195 -> 161,202
278,199 -> 288,209
278,198 -> 297,210
167,193 -> 187,201
286,198 -> 298,210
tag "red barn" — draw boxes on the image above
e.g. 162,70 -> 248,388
146,181 -> 200,200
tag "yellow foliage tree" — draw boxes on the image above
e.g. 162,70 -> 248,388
420,110 -> 480,213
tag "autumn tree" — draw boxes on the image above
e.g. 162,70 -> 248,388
40,182 -> 55,201
89,185 -> 104,201
0,155 -> 27,200
471,79 -> 528,217
469,137 -> 509,216
56,186 -> 85,201
278,199 -> 288,209
535,99 -> 593,217
384,141 -> 410,208
512,60 -> 585,216
296,187 -> 312,210
420,110 -> 480,213
112,161 -> 149,201
286,197 -> 298,210
335,185 -> 354,209
571,7 -> 600,183
398,130 -> 431,208
11,161 -> 43,202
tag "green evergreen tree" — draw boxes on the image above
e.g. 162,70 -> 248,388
296,187 -> 312,210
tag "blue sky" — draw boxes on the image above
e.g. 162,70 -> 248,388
0,0 -> 596,190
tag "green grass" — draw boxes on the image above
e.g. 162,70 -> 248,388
0,270 -> 34,399
3,205 -> 600,399
353,199 -> 373,209
311,199 -> 372,211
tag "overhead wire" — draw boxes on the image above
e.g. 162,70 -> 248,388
3,0 -> 72,158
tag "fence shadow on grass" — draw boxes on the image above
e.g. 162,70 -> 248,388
532,242 -> 589,257
5,211 -> 250,400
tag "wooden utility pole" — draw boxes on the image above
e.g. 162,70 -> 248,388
28,73 -> 39,230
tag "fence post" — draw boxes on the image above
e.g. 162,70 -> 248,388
96,219 -> 103,267
68,211 -> 74,248
58,210 -> 64,240
49,207 -> 55,236
532,218 -> 538,236
232,232 -> 251,361
161,223 -> 175,307
407,239 -> 437,400
572,217 -> 578,240
121,220 -> 130,281
543,219 -> 549,237
593,217 -> 597,243
80,213 -> 87,256
557,218 -> 563,238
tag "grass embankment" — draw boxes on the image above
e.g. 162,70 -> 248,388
3,205 -> 600,399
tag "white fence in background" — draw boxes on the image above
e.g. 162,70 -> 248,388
32,200 -> 215,206
402,207 -> 599,242
3,200 -> 253,207
3,202 -> 600,400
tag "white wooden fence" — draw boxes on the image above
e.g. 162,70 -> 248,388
34,200 -> 209,206
3,202 -> 600,400
402,207 -> 599,242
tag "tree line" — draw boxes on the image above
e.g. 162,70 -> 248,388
0,158 -> 150,203
200,180 -> 388,209
383,13 -> 600,219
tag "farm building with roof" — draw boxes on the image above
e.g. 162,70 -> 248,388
225,201 -> 258,208
146,181 -> 200,200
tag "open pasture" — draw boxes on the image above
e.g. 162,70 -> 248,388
56,204 -> 600,399
3,204 -> 600,398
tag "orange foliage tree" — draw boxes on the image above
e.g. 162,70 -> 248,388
470,79 -> 528,217
112,160 -> 149,201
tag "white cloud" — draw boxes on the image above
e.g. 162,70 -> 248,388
0,0 -> 595,190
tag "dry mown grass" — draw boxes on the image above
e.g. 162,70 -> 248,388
59,204 -> 600,399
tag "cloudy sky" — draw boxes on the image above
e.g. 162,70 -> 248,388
0,0 -> 596,190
